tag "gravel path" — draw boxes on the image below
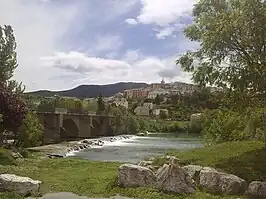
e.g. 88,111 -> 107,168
27,192 -> 134,199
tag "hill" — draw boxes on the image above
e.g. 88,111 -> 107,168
28,82 -> 148,98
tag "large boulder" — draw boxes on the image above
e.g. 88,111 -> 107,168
138,161 -> 153,167
156,164 -> 196,194
118,164 -> 156,188
182,165 -> 203,181
199,168 -> 247,195
0,174 -> 41,196
248,181 -> 266,198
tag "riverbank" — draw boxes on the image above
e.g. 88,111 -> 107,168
1,141 -> 265,199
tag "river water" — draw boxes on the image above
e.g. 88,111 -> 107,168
73,135 -> 203,163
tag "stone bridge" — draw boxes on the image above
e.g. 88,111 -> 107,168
36,108 -> 114,144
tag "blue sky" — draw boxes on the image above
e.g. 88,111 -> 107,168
0,0 -> 198,91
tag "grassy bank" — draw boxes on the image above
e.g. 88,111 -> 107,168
1,141 -> 265,199
155,141 -> 266,183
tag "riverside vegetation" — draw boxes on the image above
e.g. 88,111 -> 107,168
2,0 -> 266,198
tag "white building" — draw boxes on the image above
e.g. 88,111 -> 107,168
148,89 -> 169,99
152,109 -> 169,117
143,102 -> 153,110
134,106 -> 149,117
112,92 -> 128,109
169,82 -> 196,94
113,98 -> 128,109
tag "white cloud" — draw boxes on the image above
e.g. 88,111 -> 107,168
88,34 -> 123,55
137,0 -> 195,26
134,0 -> 196,38
41,51 -> 191,85
125,18 -> 138,25
155,26 -> 176,39
0,0 -> 81,91
0,0 -> 193,91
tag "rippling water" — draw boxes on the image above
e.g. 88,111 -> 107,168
73,135 -> 203,163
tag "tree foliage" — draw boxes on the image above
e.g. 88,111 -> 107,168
159,110 -> 168,120
202,108 -> 265,146
97,94 -> 105,114
177,0 -> 266,101
0,25 -> 25,93
0,84 -> 28,143
154,94 -> 161,105
14,112 -> 43,148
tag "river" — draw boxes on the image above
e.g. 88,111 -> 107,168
72,135 -> 203,163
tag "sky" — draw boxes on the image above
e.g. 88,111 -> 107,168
0,0 -> 199,91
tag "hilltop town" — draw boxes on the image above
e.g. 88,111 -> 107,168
30,80 -> 221,120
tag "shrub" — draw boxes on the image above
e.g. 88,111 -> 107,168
14,112 -> 43,148
186,113 -> 204,134
167,122 -> 185,133
202,108 -> 265,145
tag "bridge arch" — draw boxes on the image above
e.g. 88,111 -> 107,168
60,118 -> 79,139
91,119 -> 101,137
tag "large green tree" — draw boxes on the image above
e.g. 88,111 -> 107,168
0,25 -> 28,144
0,25 -> 24,93
177,0 -> 266,102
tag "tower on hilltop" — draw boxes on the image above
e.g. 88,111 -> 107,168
161,78 -> 165,85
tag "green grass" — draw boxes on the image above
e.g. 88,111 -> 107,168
3,141 -> 265,199
160,141 -> 266,183
0,147 -> 17,166
0,157 -> 244,199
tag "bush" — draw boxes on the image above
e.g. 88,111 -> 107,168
14,112 -> 44,148
167,122 -> 185,133
202,108 -> 265,145
187,120 -> 203,134
0,147 -> 17,165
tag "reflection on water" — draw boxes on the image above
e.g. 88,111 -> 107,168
74,135 -> 203,163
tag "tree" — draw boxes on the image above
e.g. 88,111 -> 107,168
159,110 -> 168,120
126,115 -> 140,134
0,25 -> 25,93
177,0 -> 266,103
97,94 -> 105,114
0,84 -> 28,144
154,94 -> 161,105
14,112 -> 43,148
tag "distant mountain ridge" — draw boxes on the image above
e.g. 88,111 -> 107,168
27,82 -> 148,98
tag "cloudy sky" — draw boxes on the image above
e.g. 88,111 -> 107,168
0,0 -> 199,91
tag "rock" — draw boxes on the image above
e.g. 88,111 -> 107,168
0,174 -> 41,196
11,152 -> 23,160
146,165 -> 157,172
156,164 -> 196,194
248,181 -> 266,198
199,169 -> 247,195
138,161 -> 153,167
182,165 -> 203,180
163,155 -> 180,165
118,164 -> 156,188
155,164 -> 168,175
47,153 -> 64,158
